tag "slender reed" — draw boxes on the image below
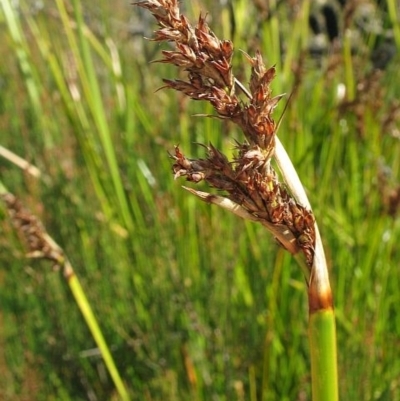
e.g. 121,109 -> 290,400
0,186 -> 131,401
134,1 -> 338,399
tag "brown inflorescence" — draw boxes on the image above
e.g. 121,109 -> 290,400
1,193 -> 65,269
135,0 -> 316,267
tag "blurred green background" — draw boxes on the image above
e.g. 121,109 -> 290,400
0,0 -> 399,400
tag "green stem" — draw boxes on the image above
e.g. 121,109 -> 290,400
65,261 -> 131,401
309,309 -> 339,401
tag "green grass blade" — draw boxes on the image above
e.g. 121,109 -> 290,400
0,0 -> 52,147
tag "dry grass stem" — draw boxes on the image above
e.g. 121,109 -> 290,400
0,145 -> 42,178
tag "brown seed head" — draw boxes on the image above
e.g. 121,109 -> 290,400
1,193 -> 65,269
134,1 -> 316,267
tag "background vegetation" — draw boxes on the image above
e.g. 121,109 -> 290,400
0,0 -> 399,400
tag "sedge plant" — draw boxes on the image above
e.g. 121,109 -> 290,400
0,183 -> 131,401
134,1 -> 338,400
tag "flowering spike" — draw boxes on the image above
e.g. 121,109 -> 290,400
134,1 -> 316,267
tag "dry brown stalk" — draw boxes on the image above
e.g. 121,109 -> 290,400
134,0 -> 317,269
